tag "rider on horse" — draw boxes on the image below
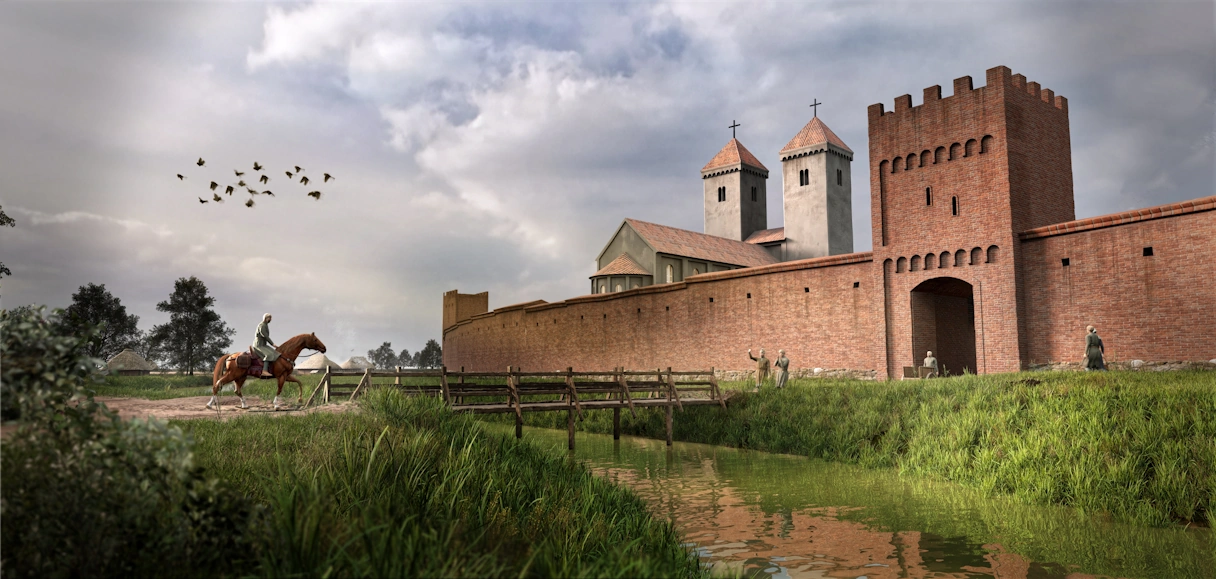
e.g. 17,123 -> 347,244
253,313 -> 280,377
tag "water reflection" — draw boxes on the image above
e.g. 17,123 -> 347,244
492,426 -> 1214,579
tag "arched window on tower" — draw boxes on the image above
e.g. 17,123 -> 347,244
717,186 -> 726,202
666,264 -> 674,283
599,283 -> 606,293
837,169 -> 842,185
614,283 -> 622,292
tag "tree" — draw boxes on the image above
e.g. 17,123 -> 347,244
396,347 -> 412,368
367,341 -> 398,369
59,283 -> 141,361
1,204 -> 15,278
416,339 -> 442,369
150,277 -> 234,375
134,328 -> 165,369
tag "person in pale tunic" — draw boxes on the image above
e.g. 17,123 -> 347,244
923,351 -> 939,378
773,350 -> 790,389
252,313 -> 280,377
747,348 -> 770,390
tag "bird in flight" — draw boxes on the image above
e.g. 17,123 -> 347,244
253,162 -> 263,171
246,187 -> 259,195
237,180 -> 246,188
234,170 -> 245,177
294,165 -> 303,173
196,158 -> 205,167
300,176 -> 310,186
209,181 -> 218,191
245,199 -> 255,208
323,173 -> 334,183
307,191 -> 322,200
225,185 -> 235,195
262,190 -> 274,197
212,193 -> 223,202
176,174 -> 185,180
285,171 -> 293,179
198,197 -> 208,204
259,174 -> 269,184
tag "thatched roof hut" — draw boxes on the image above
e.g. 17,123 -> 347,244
340,356 -> 373,370
106,349 -> 156,375
296,353 -> 342,373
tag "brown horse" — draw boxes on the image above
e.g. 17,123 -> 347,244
208,332 -> 327,409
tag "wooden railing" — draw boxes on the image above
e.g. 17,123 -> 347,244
303,365 -> 726,449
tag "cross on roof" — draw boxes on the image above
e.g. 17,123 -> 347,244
729,120 -> 740,139
810,99 -> 822,117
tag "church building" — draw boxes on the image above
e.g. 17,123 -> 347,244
591,113 -> 854,294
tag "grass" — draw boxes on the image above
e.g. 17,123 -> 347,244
487,370 -> 1216,528
89,372 -> 324,400
179,389 -> 707,578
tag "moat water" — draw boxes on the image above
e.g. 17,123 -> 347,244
489,425 -> 1214,579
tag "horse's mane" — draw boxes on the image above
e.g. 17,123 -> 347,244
276,333 -> 315,357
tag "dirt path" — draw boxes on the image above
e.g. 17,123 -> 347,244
94,395 -> 358,422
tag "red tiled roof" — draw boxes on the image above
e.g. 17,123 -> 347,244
780,116 -> 852,154
702,138 -> 768,173
1019,195 -> 1216,240
625,218 -> 780,268
591,253 -> 651,278
744,227 -> 786,244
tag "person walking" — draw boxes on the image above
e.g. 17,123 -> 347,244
1083,325 -> 1106,371
253,313 -> 281,377
747,348 -> 770,390
774,350 -> 790,389
923,351 -> 939,378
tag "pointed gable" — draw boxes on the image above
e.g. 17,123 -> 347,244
780,116 -> 852,155
701,138 -> 768,173
592,253 -> 651,277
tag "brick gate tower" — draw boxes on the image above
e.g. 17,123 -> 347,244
868,65 -> 1073,377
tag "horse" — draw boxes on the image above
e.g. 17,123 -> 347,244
208,332 -> 327,410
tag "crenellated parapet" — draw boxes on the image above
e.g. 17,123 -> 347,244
867,66 -> 1067,122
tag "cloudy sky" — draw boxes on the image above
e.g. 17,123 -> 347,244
1,1 -> 1212,362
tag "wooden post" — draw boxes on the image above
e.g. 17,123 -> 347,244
458,366 -> 465,405
394,367 -> 401,386
613,407 -> 621,440
667,367 -> 683,412
665,400 -> 673,446
439,365 -> 451,405
710,367 -> 726,409
515,412 -> 523,439
568,407 -> 576,451
304,368 -> 329,408
324,365 -> 331,404
349,367 -> 371,401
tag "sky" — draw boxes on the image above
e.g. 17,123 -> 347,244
1,1 -> 1212,364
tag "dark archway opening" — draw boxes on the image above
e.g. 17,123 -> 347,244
911,277 -> 976,376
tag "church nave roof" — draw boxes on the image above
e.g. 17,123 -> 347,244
625,218 -> 780,268
592,253 -> 651,278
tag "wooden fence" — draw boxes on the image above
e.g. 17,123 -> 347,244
303,366 -> 726,449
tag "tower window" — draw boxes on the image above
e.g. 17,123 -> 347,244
951,196 -> 959,216
1061,258 -> 1070,267
717,186 -> 726,202
926,187 -> 932,206
853,281 -> 859,288
666,264 -> 674,283
799,169 -> 809,187
1143,246 -> 1154,256
751,186 -> 757,202
837,169 -> 842,186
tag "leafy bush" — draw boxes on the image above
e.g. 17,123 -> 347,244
1,306 -> 252,578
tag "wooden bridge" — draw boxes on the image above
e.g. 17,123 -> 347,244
303,366 -> 727,449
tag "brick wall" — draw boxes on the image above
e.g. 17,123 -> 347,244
1018,205 -> 1216,365
444,254 -> 886,374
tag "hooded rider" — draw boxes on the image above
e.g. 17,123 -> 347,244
253,313 -> 281,377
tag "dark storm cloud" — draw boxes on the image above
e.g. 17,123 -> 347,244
1,1 -> 1211,361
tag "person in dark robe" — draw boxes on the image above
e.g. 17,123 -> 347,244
774,350 -> 790,389
1083,325 -> 1106,371
748,348 -> 770,390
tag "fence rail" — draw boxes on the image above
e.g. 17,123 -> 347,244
303,365 -> 726,449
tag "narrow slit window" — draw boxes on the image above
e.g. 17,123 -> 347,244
951,196 -> 959,216
709,297 -> 714,303
836,169 -> 842,186
751,186 -> 757,202
853,281 -> 859,288
926,187 -> 932,206
804,287 -> 809,293
746,293 -> 752,299
1143,247 -> 1154,256
1061,258 -> 1070,267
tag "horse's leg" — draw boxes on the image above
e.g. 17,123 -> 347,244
235,376 -> 249,409
282,372 -> 304,405
273,366 -> 287,408
208,355 -> 230,409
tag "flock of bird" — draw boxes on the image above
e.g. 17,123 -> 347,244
177,158 -> 334,208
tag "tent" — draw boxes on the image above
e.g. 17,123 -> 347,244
296,353 -> 343,374
340,356 -> 374,370
106,349 -> 156,375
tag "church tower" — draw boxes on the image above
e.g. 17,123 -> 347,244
702,137 -> 769,241
779,115 -> 854,259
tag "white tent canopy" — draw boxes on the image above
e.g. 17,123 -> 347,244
296,353 -> 343,373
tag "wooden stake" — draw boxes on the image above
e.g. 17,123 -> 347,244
568,407 -> 575,451
613,407 -> 621,440
439,365 -> 451,404
665,400 -> 673,446
515,412 -> 523,439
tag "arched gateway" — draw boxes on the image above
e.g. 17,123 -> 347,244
910,277 -> 977,377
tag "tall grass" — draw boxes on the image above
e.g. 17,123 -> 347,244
89,373 -> 324,400
490,370 -> 1216,528
182,389 -> 706,578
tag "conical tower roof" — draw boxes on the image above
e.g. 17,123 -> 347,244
702,138 -> 768,173
780,116 -> 852,155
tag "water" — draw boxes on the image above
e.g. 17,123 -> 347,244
488,425 -> 1214,579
